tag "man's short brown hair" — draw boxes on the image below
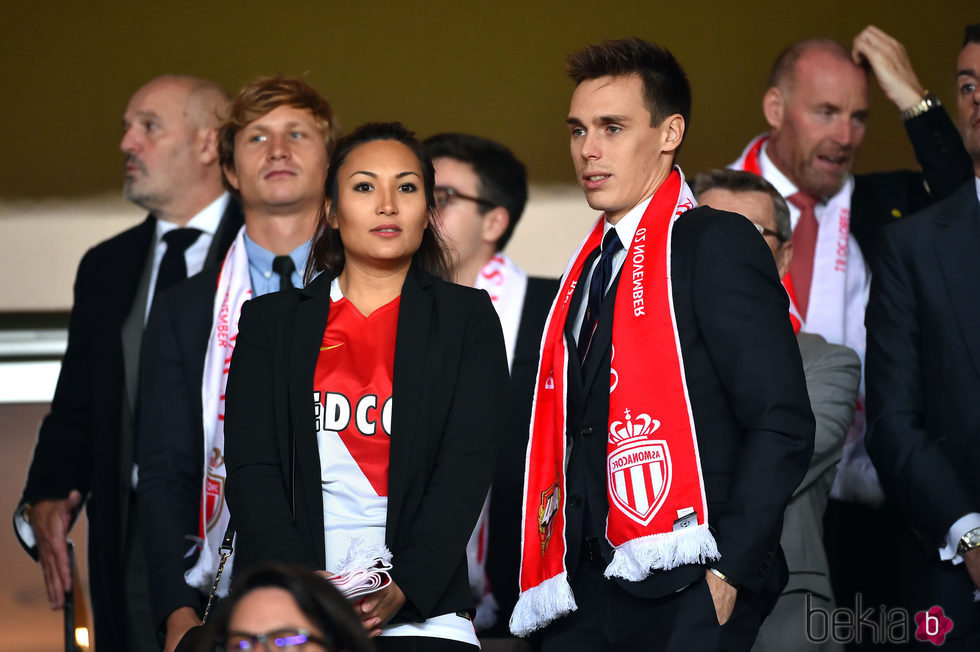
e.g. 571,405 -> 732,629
218,76 -> 340,193
565,37 -> 691,130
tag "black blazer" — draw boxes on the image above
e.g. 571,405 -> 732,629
865,179 -> 980,546
224,265 -> 510,623
16,200 -> 242,649
562,207 -> 815,602
137,266 -> 224,628
849,106 -> 973,269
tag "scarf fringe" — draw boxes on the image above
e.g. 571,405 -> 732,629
604,523 -> 720,582
334,538 -> 393,575
508,572 -> 577,638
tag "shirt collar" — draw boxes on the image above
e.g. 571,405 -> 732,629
242,231 -> 311,280
604,195 -> 652,248
330,276 -> 344,301
155,192 -> 230,240
758,141 -> 800,199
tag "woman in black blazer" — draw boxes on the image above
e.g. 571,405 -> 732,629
224,122 -> 509,651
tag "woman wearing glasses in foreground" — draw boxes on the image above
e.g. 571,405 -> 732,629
224,122 -> 508,651
213,565 -> 373,651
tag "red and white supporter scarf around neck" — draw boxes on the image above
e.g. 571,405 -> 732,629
474,252 -> 528,371
733,135 -> 881,506
731,134 -> 862,343
185,226 -> 251,597
510,169 -> 719,637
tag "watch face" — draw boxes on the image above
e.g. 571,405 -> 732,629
960,529 -> 980,552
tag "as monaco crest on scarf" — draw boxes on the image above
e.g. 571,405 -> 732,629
607,409 -> 671,526
204,447 -> 225,531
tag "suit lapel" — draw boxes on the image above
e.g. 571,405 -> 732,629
204,197 -> 245,269
387,267 -> 432,540
563,257 -> 593,414
934,185 -> 980,378
116,216 -> 156,545
290,272 -> 332,564
121,239 -> 155,417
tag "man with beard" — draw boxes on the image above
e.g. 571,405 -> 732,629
14,75 -> 243,651
730,27 -> 972,627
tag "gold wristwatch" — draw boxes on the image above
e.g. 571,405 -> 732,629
901,91 -> 941,121
956,527 -> 980,555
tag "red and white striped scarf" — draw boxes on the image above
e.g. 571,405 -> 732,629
185,226 -> 251,596
510,169 -> 719,636
732,135 -> 806,332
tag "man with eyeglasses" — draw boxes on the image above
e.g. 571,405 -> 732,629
695,168 -> 860,651
423,133 -> 558,640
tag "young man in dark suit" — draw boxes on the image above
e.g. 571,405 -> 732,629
13,75 -> 243,651
511,39 -> 814,652
865,25 -> 980,651
422,132 -> 558,637
136,76 -> 339,652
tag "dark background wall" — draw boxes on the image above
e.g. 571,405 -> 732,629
2,1 -> 976,199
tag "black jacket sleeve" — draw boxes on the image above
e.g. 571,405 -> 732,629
389,291 -> 509,620
137,288 -> 208,628
224,297 -> 319,569
865,224 -> 976,544
690,212 -> 816,591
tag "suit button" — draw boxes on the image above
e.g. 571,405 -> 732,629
569,494 -> 582,508
580,426 -> 593,438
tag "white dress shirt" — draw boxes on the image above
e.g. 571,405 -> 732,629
570,196 -> 652,345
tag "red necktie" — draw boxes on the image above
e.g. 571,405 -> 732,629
787,192 -> 819,320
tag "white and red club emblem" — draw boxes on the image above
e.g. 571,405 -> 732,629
607,409 -> 671,525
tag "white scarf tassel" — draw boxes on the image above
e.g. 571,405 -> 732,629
509,572 -> 577,638
604,523 -> 719,582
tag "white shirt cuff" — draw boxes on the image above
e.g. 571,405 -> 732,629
14,503 -> 37,550
939,513 -> 980,564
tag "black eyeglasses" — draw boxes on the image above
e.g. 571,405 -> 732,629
752,222 -> 787,242
221,628 -> 330,651
433,186 -> 495,210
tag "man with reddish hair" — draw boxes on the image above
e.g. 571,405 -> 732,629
137,75 -> 337,651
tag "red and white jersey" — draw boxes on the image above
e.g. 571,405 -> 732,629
314,289 -> 398,573
314,280 -> 478,646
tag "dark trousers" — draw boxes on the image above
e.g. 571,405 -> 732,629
539,559 -> 723,652
824,498 -> 902,648
123,490 -> 162,651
